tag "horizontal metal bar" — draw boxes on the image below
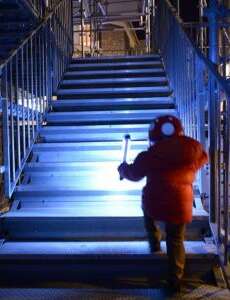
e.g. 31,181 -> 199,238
74,27 -> 145,33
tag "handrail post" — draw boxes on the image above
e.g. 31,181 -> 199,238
2,99 -> 10,199
208,77 -> 219,224
0,68 -> 9,211
222,98 -> 230,265
1,75 -> 11,200
205,0 -> 219,64
80,0 -> 84,57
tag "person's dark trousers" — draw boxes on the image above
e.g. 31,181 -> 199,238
165,222 -> 186,282
143,213 -> 186,282
143,212 -> 162,252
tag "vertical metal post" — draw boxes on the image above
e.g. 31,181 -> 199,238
26,43 -> 31,148
21,47 -> 26,157
81,0 -> 84,57
152,0 -> 155,17
93,0 -> 98,55
208,0 -> 219,64
1,66 -> 11,198
47,20 -> 53,108
34,34 -> 39,132
208,78 -> 219,223
9,61 -> 15,182
30,37 -> 35,139
199,0 -> 205,52
41,28 -> 46,113
222,98 -> 229,264
90,0 -> 93,56
15,54 -> 21,170
145,1 -> 151,54
70,0 -> 74,57
177,0 -> 180,17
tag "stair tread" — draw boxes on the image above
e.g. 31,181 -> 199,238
51,100 -> 174,110
39,125 -> 149,141
46,110 -> 176,123
0,241 -> 216,257
17,177 -> 145,191
15,185 -> 141,193
72,54 -> 161,61
61,77 -> 167,85
4,204 -> 208,219
64,68 -> 165,76
40,124 -> 150,133
52,96 -> 173,104
25,161 -> 132,169
33,140 -> 147,148
57,86 -> 171,95
68,61 -> 162,68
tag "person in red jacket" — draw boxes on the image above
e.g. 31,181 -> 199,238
118,115 -> 208,291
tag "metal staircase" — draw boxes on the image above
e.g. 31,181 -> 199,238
0,0 -> 45,63
0,54 -> 218,284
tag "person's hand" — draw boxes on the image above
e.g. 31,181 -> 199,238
118,162 -> 128,180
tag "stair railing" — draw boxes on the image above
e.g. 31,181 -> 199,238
23,0 -> 60,18
154,0 -> 230,266
19,0 -> 59,19
22,0 -> 46,18
0,0 -> 73,200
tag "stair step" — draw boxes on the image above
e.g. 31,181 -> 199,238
0,240 -> 216,257
64,68 -> 165,79
14,186 -> 142,197
24,161 -> 135,173
32,140 -> 147,162
59,77 -> 168,89
33,141 -> 147,151
6,200 -> 208,219
56,86 -> 171,96
22,175 -> 145,190
39,124 -> 150,142
1,207 -> 209,240
46,109 -> 176,125
51,98 -> 174,112
0,241 -> 217,282
72,54 -> 161,63
61,77 -> 167,84
68,61 -> 163,72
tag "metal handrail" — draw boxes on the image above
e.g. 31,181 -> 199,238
0,0 -> 73,199
0,1 -> 71,69
21,0 -> 46,18
155,0 -> 230,266
22,0 -> 60,18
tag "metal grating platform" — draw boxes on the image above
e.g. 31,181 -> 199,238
0,286 -> 230,300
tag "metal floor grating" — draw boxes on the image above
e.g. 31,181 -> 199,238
0,285 -> 230,300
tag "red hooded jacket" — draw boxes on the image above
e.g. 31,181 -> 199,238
120,136 -> 208,224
